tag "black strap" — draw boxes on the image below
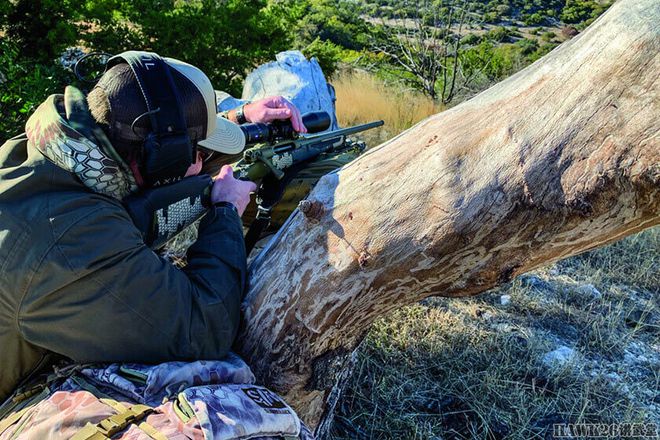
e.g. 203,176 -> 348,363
242,160 -> 313,254
244,206 -> 272,255
107,51 -> 186,136
106,51 -> 192,185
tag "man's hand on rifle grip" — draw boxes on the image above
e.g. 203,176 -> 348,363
211,165 -> 257,216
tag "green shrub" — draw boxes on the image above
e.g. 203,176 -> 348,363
0,1 -> 9,28
541,31 -> 556,42
4,0 -> 80,64
561,0 -> 610,24
485,26 -> 511,43
288,0 -> 373,51
495,4 -> 511,17
483,11 -> 499,23
460,38 -> 551,82
0,40 -> 72,142
532,42 -> 559,60
516,38 -> 539,56
460,33 -> 481,46
79,0 -> 289,96
301,37 -> 341,78
489,43 -> 526,78
522,12 -> 545,26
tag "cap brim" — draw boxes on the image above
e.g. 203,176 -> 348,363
197,115 -> 246,154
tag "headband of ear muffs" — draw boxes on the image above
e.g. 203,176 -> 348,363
106,51 -> 194,187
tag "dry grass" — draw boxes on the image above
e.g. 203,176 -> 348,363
333,227 -> 659,439
333,70 -> 442,146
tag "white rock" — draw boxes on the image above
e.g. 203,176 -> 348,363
576,284 -> 602,299
500,295 -> 511,306
223,50 -> 340,130
624,352 -> 636,364
628,342 -> 642,354
543,346 -> 577,368
493,323 -> 514,332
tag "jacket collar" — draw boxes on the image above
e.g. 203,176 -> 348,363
25,86 -> 138,199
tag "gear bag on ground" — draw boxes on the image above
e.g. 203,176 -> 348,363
0,354 -> 313,439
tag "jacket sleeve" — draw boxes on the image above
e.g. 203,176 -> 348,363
19,203 -> 247,363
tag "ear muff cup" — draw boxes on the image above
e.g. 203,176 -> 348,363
100,51 -> 209,186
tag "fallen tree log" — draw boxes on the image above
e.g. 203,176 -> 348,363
236,0 -> 659,436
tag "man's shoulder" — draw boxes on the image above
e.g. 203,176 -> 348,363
1,131 -> 143,279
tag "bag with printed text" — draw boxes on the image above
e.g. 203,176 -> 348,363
0,354 -> 313,440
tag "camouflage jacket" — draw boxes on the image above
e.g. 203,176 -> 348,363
0,86 -> 247,402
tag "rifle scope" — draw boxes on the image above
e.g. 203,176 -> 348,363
240,111 -> 331,146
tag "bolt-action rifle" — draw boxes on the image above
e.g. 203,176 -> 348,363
232,112 -> 383,252
124,111 -> 384,251
231,112 -> 383,182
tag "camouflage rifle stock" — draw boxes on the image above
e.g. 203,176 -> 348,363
235,119 -> 383,253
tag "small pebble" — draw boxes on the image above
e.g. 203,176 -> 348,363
605,372 -> 621,382
576,283 -> 602,300
542,346 -> 576,368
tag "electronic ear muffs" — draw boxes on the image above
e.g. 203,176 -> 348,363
106,51 -> 194,187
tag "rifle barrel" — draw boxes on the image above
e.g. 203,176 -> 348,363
299,120 -> 384,142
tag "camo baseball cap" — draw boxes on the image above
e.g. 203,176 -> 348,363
93,55 -> 246,155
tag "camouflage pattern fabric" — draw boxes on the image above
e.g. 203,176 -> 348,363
181,385 -> 299,439
0,357 -> 312,440
153,194 -> 207,248
25,86 -> 138,199
80,354 -> 255,406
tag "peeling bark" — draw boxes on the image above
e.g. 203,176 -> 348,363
236,0 -> 660,436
